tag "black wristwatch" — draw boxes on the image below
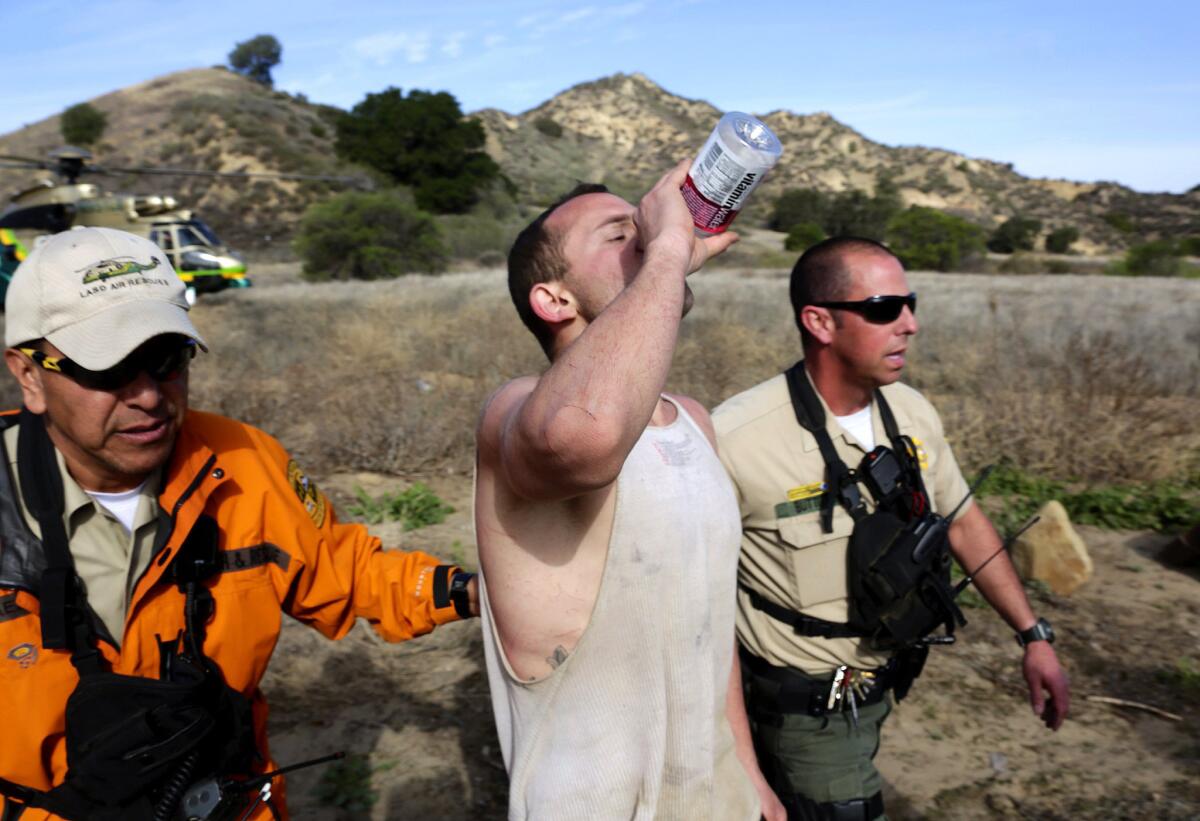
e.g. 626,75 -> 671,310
449,571 -> 476,619
1015,617 -> 1055,647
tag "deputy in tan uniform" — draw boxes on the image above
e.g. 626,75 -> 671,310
714,237 -> 1070,820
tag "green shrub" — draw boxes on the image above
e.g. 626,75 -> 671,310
1178,236 -> 1200,256
312,753 -> 393,814
294,190 -> 447,279
979,463 -> 1199,534
1045,226 -> 1080,253
784,222 -> 825,252
1112,240 -> 1188,277
348,482 -> 455,530
987,216 -> 1042,254
309,122 -> 327,139
436,212 -> 513,260
885,206 -> 986,271
60,103 -> 107,146
533,116 -> 563,138
771,188 -> 828,232
1102,211 -> 1135,234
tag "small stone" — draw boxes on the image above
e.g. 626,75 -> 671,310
1011,500 -> 1093,595
989,751 -> 1008,773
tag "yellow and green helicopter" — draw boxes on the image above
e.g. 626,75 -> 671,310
0,146 -> 361,305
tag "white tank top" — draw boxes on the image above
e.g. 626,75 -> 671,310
480,399 -> 759,820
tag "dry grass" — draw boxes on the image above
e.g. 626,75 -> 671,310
1,269 -> 1195,484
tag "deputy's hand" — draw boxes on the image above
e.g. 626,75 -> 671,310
1023,641 -> 1069,730
635,159 -> 739,275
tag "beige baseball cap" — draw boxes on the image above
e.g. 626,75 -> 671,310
5,227 -> 207,370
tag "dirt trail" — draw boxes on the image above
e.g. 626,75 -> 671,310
262,473 -> 1200,820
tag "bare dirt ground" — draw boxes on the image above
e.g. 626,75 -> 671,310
262,472 -> 1200,821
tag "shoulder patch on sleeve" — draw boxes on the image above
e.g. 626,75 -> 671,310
287,460 -> 327,528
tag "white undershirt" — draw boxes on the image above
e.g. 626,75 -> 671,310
86,482 -> 147,533
835,405 -> 876,451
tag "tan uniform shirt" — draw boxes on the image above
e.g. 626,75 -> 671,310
4,425 -> 160,646
713,370 -> 970,676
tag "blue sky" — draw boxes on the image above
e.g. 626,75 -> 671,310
6,0 -> 1197,193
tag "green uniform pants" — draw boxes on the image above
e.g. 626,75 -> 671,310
744,663 -> 891,820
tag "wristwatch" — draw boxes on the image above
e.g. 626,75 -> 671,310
1015,617 -> 1055,647
449,571 -> 476,619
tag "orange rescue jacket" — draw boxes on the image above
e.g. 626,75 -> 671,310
0,410 -> 465,820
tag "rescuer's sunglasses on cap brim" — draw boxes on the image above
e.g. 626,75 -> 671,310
812,292 -> 917,324
19,337 -> 197,392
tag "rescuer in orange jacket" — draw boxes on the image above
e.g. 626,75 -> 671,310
0,228 -> 478,821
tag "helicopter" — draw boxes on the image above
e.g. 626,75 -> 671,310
0,146 -> 364,305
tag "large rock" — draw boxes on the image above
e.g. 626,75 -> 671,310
1011,500 -> 1093,595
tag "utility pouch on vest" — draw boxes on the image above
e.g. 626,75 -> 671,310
63,658 -> 218,805
845,506 -> 964,647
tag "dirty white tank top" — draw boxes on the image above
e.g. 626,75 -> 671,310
480,399 -> 759,820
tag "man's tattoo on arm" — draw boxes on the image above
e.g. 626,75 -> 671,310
547,645 -> 569,669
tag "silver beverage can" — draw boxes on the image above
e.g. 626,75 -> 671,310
682,112 -> 783,233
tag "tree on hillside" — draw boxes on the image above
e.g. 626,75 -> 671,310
886,206 -> 985,271
1045,226 -> 1080,254
987,216 -> 1042,253
335,87 -> 500,214
823,186 -> 901,241
229,35 -> 282,87
771,188 -> 828,233
60,103 -> 107,146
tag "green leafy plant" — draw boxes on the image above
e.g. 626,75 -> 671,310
1109,240 -> 1197,277
770,188 -> 828,233
1156,657 -> 1200,699
335,87 -> 500,213
784,222 -> 825,252
294,190 -> 448,279
885,206 -> 986,271
978,463 -> 1199,534
987,216 -> 1042,254
1045,226 -> 1080,254
349,483 -> 455,530
312,753 -> 396,815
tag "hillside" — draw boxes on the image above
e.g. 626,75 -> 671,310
0,68 -> 365,250
3,69 -> 1197,254
476,73 -> 1200,253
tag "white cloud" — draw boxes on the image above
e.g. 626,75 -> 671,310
442,31 -> 467,59
352,31 -> 432,66
483,33 -> 507,49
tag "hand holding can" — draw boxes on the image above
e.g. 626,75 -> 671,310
682,112 -> 783,233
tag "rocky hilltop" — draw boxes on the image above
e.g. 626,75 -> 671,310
3,69 -> 1196,253
477,73 -> 1200,252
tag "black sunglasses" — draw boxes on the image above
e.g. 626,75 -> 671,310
21,337 -> 197,392
812,292 -> 917,324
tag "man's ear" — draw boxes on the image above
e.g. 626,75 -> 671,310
4,348 -> 47,414
799,306 -> 837,346
529,281 -> 579,328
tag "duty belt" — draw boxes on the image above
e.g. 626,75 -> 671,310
739,646 -> 895,720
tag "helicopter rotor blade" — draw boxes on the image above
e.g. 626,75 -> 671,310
0,154 -> 53,169
92,164 -> 368,186
0,161 -> 51,170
